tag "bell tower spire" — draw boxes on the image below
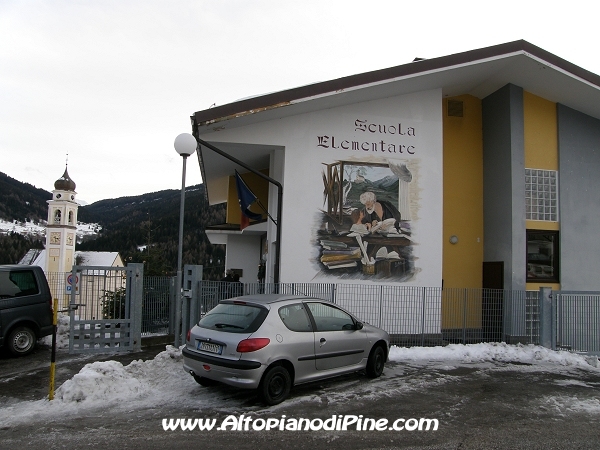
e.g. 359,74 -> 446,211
45,165 -> 79,273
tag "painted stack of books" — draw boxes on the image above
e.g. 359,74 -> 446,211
319,240 -> 361,269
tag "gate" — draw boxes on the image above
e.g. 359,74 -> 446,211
68,264 -> 143,353
554,291 -> 600,355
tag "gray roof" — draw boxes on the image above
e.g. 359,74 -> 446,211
192,40 -> 600,132
19,250 -> 121,269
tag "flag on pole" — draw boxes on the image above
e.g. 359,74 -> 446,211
235,170 -> 262,230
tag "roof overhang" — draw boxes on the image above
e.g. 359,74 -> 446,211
192,40 -> 600,134
196,141 -> 281,205
192,40 -> 600,205
205,220 -> 268,245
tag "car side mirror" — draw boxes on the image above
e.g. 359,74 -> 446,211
355,321 -> 363,330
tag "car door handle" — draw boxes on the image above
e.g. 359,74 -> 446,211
319,338 -> 326,346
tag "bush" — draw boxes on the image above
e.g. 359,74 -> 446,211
101,287 -> 126,319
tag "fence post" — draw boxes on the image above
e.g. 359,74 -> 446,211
421,287 -> 426,347
379,285 -> 384,330
183,265 -> 203,342
462,290 -> 467,344
169,277 -> 176,336
551,291 -> 557,351
128,263 -> 144,352
538,287 -> 553,349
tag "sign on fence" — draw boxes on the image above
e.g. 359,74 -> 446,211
65,272 -> 80,294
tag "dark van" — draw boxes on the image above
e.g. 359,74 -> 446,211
0,265 -> 54,356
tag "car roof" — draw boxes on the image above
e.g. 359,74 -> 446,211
222,294 -> 324,305
0,264 -> 39,270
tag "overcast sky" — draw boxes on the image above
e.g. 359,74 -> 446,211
1,1 -> 597,204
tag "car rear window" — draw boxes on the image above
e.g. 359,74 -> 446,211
0,270 -> 39,299
198,302 -> 268,333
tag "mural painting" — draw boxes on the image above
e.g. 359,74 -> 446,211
313,158 -> 418,281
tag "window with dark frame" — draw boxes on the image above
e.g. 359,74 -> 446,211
526,230 -> 559,282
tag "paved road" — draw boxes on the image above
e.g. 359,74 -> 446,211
1,343 -> 600,449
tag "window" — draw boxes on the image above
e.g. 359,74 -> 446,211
527,230 -> 559,282
0,270 -> 39,298
198,302 -> 268,333
306,302 -> 355,332
525,169 -> 558,221
279,304 -> 312,332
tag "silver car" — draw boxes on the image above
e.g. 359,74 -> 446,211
182,294 -> 390,405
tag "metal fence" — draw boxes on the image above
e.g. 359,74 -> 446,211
555,291 -> 600,354
46,270 -> 600,355
68,265 -> 140,353
45,272 -> 70,311
194,281 -> 541,347
526,290 -> 540,345
46,272 -> 174,337
46,270 -> 127,320
142,276 -> 174,336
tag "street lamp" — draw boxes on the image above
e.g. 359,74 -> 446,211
173,133 -> 197,347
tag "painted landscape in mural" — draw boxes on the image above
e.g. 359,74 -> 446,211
313,158 -> 417,281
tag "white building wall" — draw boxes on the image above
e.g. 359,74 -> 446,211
199,89 -> 443,288
226,234 -> 262,283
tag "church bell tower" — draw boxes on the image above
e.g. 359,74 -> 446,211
45,167 -> 78,273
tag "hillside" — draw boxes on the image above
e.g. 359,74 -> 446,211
0,172 -> 51,222
77,185 -> 226,277
0,173 -> 226,278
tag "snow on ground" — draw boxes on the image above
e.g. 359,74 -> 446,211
1,343 -> 599,427
389,342 -> 600,369
0,218 -> 46,236
539,395 -> 600,416
0,218 -> 101,240
75,221 -> 102,238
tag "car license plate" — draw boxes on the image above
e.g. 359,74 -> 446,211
197,341 -> 222,354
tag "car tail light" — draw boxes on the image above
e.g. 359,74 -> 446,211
186,329 -> 191,342
236,338 -> 270,353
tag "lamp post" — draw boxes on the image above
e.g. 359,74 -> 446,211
173,133 -> 197,347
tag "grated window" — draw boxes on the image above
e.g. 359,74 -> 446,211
447,100 -> 464,117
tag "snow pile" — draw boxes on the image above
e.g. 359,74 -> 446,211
388,342 -> 595,368
0,346 -> 195,427
540,395 -> 600,415
41,313 -> 70,349
56,346 -> 183,403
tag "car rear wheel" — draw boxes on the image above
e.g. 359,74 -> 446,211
8,326 -> 37,356
366,344 -> 385,378
192,374 -> 218,387
259,365 -> 291,405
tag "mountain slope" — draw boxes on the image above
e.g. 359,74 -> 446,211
0,172 -> 51,222
0,173 -> 226,277
76,184 -> 226,277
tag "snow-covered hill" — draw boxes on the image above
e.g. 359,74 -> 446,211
0,218 -> 101,241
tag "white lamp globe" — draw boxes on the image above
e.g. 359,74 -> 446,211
174,133 -> 197,156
